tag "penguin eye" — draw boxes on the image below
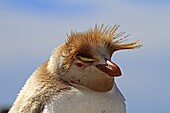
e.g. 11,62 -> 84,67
77,56 -> 95,63
76,62 -> 84,67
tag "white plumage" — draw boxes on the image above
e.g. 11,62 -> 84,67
44,84 -> 126,113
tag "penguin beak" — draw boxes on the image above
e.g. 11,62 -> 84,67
96,59 -> 122,77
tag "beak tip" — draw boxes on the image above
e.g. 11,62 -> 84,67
116,69 -> 122,77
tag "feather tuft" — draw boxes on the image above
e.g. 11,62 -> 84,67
62,25 -> 142,69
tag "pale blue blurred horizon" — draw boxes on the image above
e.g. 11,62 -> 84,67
1,0 -> 170,113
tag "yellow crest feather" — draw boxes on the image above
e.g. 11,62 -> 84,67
62,24 -> 142,69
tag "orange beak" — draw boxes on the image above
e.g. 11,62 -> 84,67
96,59 -> 122,77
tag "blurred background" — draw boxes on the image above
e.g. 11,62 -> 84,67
0,0 -> 170,113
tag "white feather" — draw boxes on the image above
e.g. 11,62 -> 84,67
43,84 -> 126,113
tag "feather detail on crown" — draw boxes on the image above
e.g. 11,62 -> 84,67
62,24 -> 142,69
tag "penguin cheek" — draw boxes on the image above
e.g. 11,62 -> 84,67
70,75 -> 81,84
70,76 -> 77,83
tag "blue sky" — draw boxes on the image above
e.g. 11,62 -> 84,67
0,0 -> 170,113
